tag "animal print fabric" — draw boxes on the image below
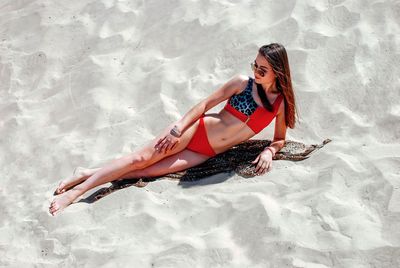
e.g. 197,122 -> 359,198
228,77 -> 258,116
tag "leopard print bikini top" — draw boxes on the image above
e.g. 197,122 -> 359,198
223,76 -> 284,134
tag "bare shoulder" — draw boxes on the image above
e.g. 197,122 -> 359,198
230,74 -> 249,95
201,74 -> 250,110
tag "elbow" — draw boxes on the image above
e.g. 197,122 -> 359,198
192,100 -> 207,114
199,101 -> 208,114
273,137 -> 286,143
272,138 -> 286,149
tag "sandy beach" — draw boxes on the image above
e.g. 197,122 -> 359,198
1,0 -> 400,267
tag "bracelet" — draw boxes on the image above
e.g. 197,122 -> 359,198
265,147 -> 275,157
170,125 -> 181,137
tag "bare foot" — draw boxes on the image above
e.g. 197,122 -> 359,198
53,167 -> 95,195
49,189 -> 82,216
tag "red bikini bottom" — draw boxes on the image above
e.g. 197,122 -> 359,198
186,114 -> 217,157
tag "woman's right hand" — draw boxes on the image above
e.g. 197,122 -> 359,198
155,133 -> 180,154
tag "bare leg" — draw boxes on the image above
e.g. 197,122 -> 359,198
54,167 -> 101,195
54,164 -> 140,195
116,149 -> 210,181
49,154 -> 141,215
49,149 -> 209,215
49,119 -> 204,215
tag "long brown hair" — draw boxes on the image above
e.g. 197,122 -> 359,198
257,43 -> 297,128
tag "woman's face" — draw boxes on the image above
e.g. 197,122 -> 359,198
253,53 -> 276,85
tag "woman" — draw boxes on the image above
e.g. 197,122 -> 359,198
49,43 -> 297,216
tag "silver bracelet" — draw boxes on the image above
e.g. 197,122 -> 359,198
170,125 -> 181,137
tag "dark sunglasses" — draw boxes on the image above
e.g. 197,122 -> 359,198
250,61 -> 266,77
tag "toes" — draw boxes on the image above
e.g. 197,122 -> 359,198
49,199 -> 59,215
49,205 -> 58,215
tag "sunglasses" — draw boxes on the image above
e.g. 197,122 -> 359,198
250,61 -> 267,77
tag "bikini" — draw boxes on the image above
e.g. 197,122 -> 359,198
186,76 -> 284,157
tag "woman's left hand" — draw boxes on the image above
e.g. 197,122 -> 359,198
251,149 -> 273,175
155,134 -> 180,154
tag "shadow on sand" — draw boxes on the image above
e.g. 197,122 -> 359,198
78,139 -> 331,204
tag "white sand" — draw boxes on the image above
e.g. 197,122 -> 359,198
1,0 -> 400,267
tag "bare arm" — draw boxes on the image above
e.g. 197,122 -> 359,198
265,100 -> 287,155
252,100 -> 287,174
174,74 -> 243,135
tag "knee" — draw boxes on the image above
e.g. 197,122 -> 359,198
129,153 -> 150,170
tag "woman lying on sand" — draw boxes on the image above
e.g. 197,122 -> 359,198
49,43 -> 297,216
